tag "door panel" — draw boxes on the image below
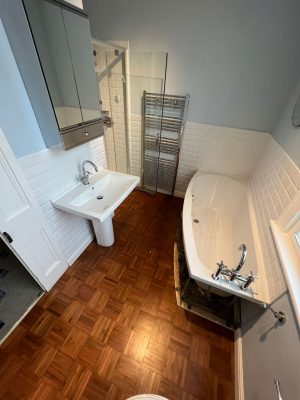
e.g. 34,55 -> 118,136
0,128 -> 68,290
23,229 -> 63,279
0,149 -> 30,218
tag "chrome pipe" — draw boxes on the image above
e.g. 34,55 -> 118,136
235,244 -> 247,272
274,379 -> 283,400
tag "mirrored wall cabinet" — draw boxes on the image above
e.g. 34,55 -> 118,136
22,0 -> 103,149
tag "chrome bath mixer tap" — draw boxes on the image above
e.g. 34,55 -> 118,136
211,244 -> 257,291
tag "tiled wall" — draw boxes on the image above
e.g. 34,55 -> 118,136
250,137 -> 300,301
130,114 -> 142,179
93,45 -> 117,171
108,72 -> 127,173
174,122 -> 270,197
174,121 -> 300,300
127,118 -> 271,191
93,42 -> 128,173
18,137 -> 106,265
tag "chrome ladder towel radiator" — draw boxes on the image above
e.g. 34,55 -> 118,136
141,92 -> 190,195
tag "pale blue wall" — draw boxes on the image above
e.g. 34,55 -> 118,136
272,76 -> 300,168
241,72 -> 300,399
241,293 -> 300,399
84,0 -> 300,133
0,19 -> 46,158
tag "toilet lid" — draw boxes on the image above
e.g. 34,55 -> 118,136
127,395 -> 168,400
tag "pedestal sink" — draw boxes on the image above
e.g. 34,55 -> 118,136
52,168 -> 140,246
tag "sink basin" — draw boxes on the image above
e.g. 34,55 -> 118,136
52,168 -> 140,246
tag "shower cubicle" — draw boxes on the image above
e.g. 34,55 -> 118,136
92,40 -> 189,195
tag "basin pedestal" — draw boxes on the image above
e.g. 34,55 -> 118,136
92,215 -> 114,247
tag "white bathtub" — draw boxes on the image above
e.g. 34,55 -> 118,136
182,172 -> 269,304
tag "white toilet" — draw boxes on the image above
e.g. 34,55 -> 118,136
127,395 -> 168,400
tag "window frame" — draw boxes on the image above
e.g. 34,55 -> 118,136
270,192 -> 300,328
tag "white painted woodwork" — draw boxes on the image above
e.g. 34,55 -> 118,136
0,128 -> 68,290
270,191 -> 300,328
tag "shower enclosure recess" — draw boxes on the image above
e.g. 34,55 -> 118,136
93,43 -> 168,182
93,40 -> 130,174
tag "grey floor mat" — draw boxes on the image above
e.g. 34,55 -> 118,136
0,240 -> 44,341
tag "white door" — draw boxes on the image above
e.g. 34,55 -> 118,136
0,128 -> 68,291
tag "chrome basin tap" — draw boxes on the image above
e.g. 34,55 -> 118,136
81,160 -> 98,185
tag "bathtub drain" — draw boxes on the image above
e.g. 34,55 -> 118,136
97,195 -> 104,200
193,218 -> 199,223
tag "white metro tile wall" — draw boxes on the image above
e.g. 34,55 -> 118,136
18,137 -> 106,265
130,114 -> 142,179
108,73 -> 127,173
104,51 -> 127,173
250,137 -> 300,301
127,119 -> 270,191
174,122 -> 270,197
104,127 -> 117,171
94,46 -> 116,171
94,45 -> 127,173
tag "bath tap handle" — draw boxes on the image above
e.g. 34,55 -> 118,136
242,271 -> 257,290
212,261 -> 225,280
248,270 -> 259,280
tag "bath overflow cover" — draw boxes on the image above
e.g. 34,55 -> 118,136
193,218 -> 199,223
97,195 -> 104,200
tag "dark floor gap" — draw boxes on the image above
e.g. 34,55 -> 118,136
0,238 -> 43,341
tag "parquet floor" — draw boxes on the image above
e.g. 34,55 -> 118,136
0,190 -> 234,400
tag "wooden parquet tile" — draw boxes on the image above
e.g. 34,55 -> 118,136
95,345 -> 120,380
44,352 -> 73,389
124,330 -> 150,363
163,348 -> 187,388
107,322 -> 132,352
0,190 -> 234,399
143,340 -> 168,375
78,337 -> 104,370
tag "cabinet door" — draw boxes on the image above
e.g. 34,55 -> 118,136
62,8 -> 101,123
23,0 -> 83,129
0,128 -> 68,290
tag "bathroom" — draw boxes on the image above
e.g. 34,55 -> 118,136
0,0 -> 300,399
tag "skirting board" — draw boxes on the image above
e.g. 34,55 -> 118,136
67,234 -> 94,266
235,328 -> 245,400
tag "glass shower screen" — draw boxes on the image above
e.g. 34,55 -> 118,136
93,44 -> 168,181
127,52 -> 168,189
